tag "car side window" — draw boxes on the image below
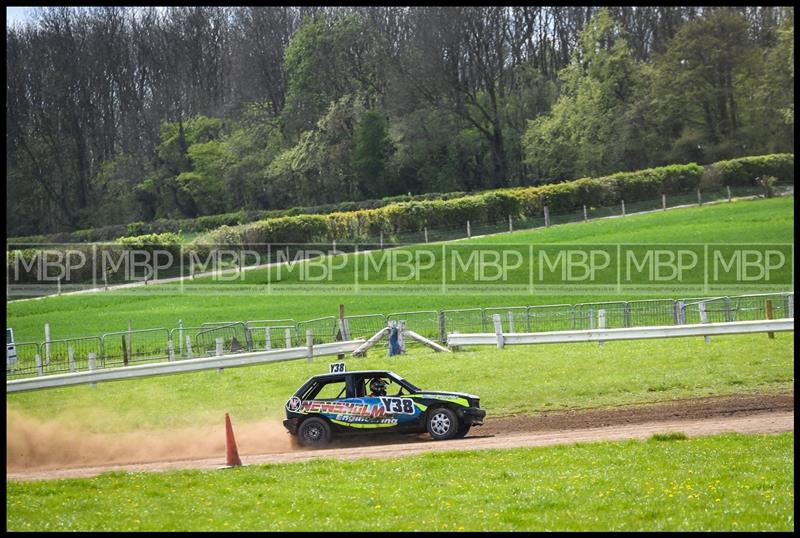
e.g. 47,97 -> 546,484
314,380 -> 347,400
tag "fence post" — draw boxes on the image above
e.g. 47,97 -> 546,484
589,309 -> 595,330
178,320 -> 183,355
168,339 -> 175,361
285,328 -> 292,348
44,323 -> 51,366
724,297 -> 733,322
788,294 -> 794,318
399,320 -> 406,353
583,205 -> 588,222
544,206 -> 550,227
727,186 -> 732,202
186,335 -> 193,358
508,311 -> 515,333
698,302 -> 710,343
264,327 -> 272,350
424,227 -> 428,243
467,220 -> 471,238
127,320 -> 133,364
68,346 -> 75,372
35,353 -> 43,376
621,200 -> 626,216
88,352 -> 97,388
492,314 -> 504,349
438,311 -> 447,344
674,300 -> 685,325
215,337 -> 224,373
598,309 -> 606,347
57,278 -> 61,295
697,189 -> 702,206
662,193 -> 666,211
623,302 -> 631,328
765,299 -> 775,339
380,231 -> 384,250
306,330 -> 314,363
122,334 -> 129,366
508,215 -> 513,233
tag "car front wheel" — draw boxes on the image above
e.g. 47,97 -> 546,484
298,417 -> 332,447
426,407 -> 459,440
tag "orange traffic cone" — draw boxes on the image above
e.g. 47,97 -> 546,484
224,413 -> 242,467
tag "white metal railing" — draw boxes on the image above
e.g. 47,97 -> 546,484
447,319 -> 794,348
7,339 -> 364,393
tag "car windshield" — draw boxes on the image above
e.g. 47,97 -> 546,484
388,372 -> 420,392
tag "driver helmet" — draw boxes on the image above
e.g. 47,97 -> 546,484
369,378 -> 387,396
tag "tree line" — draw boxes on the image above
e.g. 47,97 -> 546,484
6,6 -> 794,236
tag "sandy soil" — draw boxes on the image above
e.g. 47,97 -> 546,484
6,393 -> 793,482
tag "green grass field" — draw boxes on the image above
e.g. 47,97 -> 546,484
6,197 -> 794,341
7,333 -> 792,433
6,432 -> 794,531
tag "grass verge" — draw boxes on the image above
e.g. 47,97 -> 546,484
6,432 -> 794,531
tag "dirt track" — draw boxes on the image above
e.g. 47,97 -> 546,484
7,393 -> 793,482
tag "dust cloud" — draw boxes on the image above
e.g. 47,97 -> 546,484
6,409 -> 292,472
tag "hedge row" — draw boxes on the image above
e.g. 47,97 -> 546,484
7,233 -> 184,284
8,191 -> 469,244
711,153 -> 794,187
192,162 -> 708,247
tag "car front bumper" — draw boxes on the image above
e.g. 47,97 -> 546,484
459,407 -> 486,426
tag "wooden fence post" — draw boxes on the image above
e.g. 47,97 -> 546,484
583,205 -> 588,222
765,299 -> 775,339
621,200 -> 626,216
438,311 -> 447,344
35,353 -> 43,376
424,227 -> 428,243
508,215 -> 513,233
68,346 -> 75,372
662,193 -> 667,211
697,189 -> 702,206
467,220 -> 471,238
544,206 -> 550,227
727,186 -> 732,202
186,335 -> 193,358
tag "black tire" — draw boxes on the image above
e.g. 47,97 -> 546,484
298,417 -> 332,447
426,407 -> 459,440
454,423 -> 471,439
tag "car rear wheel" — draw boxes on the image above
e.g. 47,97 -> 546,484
298,417 -> 332,447
426,407 -> 459,440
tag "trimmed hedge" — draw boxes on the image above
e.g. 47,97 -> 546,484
711,153 -> 794,187
192,162 -> 707,246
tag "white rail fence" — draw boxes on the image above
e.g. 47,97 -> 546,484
7,338 -> 364,393
447,318 -> 794,348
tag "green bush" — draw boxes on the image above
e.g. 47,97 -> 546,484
710,154 -> 794,187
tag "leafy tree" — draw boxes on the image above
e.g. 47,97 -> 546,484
352,111 -> 395,198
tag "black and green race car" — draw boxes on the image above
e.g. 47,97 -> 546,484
283,370 -> 486,447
